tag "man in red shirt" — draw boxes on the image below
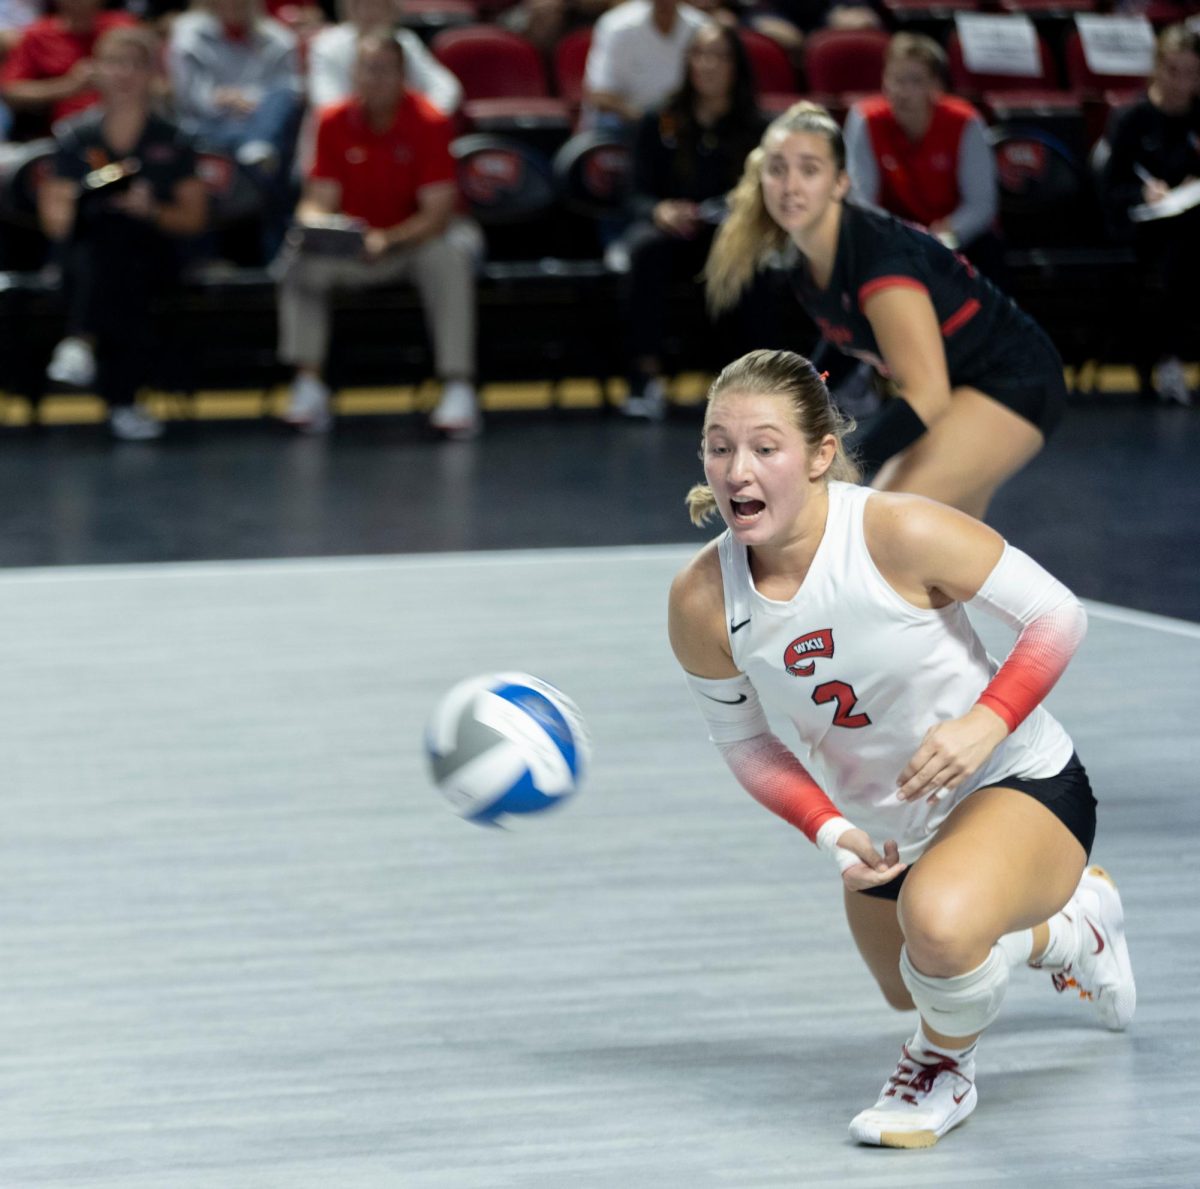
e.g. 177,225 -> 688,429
276,30 -> 481,437
0,0 -> 137,136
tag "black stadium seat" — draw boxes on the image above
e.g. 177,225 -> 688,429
988,123 -> 1099,248
452,133 -> 558,258
552,131 -> 632,220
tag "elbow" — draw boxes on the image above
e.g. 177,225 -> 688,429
900,383 -> 952,425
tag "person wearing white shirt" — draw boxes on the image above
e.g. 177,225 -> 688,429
583,0 -> 707,127
307,0 -> 462,115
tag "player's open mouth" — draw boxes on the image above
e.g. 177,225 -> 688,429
731,498 -> 765,522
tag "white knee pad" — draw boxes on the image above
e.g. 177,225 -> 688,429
899,945 -> 1011,1036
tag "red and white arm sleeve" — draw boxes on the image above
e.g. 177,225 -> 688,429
968,545 -> 1088,733
685,673 -> 859,868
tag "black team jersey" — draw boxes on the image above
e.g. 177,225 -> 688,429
787,202 -> 1042,389
52,109 -> 198,233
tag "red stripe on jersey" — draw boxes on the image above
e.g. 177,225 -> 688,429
859,276 -> 929,305
941,298 -> 981,337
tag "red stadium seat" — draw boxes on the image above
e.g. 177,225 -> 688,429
738,27 -> 797,97
803,28 -> 890,96
433,26 -> 570,140
553,28 -> 592,108
432,26 -> 551,100
1064,29 -> 1151,96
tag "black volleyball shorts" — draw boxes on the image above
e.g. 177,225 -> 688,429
857,752 -> 1096,902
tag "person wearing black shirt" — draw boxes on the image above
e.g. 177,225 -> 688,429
706,101 -> 1065,519
38,24 -> 207,440
1100,24 -> 1200,406
618,22 -> 765,418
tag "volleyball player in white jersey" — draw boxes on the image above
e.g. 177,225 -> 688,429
668,349 -> 1136,1149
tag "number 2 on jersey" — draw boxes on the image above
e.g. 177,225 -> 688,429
812,680 -> 871,729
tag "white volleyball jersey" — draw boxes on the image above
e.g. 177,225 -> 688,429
718,481 -> 1074,862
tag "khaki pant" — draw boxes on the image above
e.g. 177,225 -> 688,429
277,220 -> 480,378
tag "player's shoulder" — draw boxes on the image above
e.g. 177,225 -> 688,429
670,538 -> 725,618
669,538 -> 733,671
863,489 -> 1001,567
855,94 -> 892,122
936,94 -> 983,126
844,203 -> 926,281
845,201 -> 910,253
406,88 -> 449,127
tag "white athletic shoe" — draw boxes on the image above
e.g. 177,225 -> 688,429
47,336 -> 96,388
1051,865 -> 1136,1031
429,380 -> 481,440
1154,357 -> 1193,406
622,377 -> 667,421
848,1041 -> 978,1149
109,405 -> 164,441
282,374 -> 333,434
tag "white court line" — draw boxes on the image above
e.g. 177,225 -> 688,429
0,544 -> 1197,638
0,543 -> 698,584
1080,600 -> 1200,640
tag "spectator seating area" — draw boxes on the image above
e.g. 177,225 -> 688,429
1,3 -> 1196,417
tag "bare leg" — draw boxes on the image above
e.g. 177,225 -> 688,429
843,888 -> 914,1012
898,786 -> 1086,1046
872,387 -> 1044,519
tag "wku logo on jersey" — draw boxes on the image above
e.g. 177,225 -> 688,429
783,628 -> 834,677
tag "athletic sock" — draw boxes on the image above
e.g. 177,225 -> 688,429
1030,907 -> 1079,972
911,1021 -> 977,1068
996,928 -> 1034,968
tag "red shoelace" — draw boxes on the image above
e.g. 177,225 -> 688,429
884,1044 -> 974,1106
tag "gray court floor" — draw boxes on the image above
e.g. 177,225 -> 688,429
0,547 -> 1196,1188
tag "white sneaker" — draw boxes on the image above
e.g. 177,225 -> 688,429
109,405 -> 164,441
622,377 -> 666,421
1154,357 -> 1193,406
47,336 -> 96,388
849,1041 -> 978,1149
429,380 -> 481,440
282,374 -> 332,434
1051,865 -> 1136,1031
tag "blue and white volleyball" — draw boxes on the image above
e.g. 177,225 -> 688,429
425,672 -> 590,826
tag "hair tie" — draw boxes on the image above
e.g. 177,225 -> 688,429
820,370 -> 830,382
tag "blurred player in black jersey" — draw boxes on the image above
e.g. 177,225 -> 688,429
706,101 -> 1066,520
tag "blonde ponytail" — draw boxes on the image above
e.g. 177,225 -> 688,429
704,101 -> 847,316
704,148 -> 788,315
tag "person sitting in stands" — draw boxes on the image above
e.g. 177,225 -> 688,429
38,25 -> 208,441
582,0 -> 707,131
618,21 -> 765,419
275,30 -> 482,439
1099,23 -> 1200,406
0,0 -> 137,139
843,32 -> 1000,276
168,0 -> 302,176
307,0 -> 461,115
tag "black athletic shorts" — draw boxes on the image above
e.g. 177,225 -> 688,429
857,752 -> 1096,902
954,319 -> 1068,438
